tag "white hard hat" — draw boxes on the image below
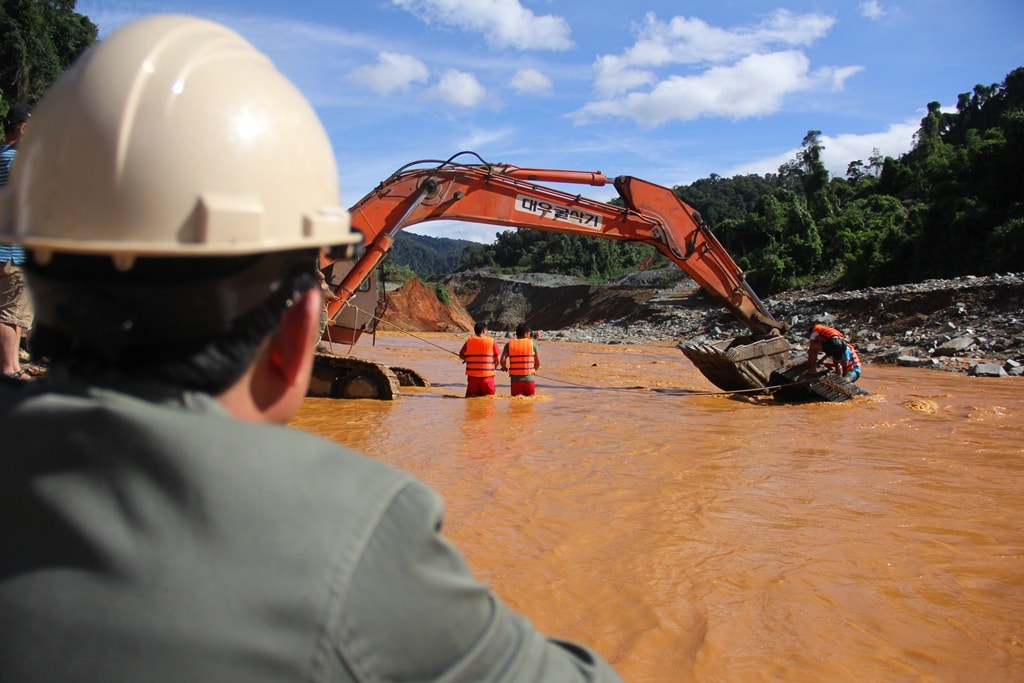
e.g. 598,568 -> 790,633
0,14 -> 357,269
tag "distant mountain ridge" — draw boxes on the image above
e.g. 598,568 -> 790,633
391,232 -> 476,276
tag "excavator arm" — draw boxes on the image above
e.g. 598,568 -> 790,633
325,157 -> 785,337
316,154 -> 793,396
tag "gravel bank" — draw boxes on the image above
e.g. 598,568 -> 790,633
538,272 -> 1024,377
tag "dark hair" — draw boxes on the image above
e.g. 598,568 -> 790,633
474,322 -> 487,335
824,335 -> 847,359
515,323 -> 531,338
27,249 -> 319,394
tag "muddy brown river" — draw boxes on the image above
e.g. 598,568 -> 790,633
291,332 -> 1024,682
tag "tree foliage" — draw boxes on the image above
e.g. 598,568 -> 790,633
0,0 -> 97,123
688,67 -> 1024,293
459,230 -> 658,282
674,173 -> 784,226
389,232 -> 475,279
451,67 -> 1024,294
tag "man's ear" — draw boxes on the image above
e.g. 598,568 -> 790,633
218,286 -> 321,423
263,287 -> 321,387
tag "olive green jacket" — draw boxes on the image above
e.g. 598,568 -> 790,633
0,378 -> 621,682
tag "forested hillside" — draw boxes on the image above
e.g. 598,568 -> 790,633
459,67 -> 1024,294
458,228 -> 658,282
0,0 -> 97,119
390,232 -> 475,277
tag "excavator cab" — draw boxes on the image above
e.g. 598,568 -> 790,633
319,257 -> 382,347
310,257 -> 430,400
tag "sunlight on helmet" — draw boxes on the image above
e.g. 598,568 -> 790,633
232,108 -> 266,143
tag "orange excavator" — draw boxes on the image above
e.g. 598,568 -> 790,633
309,153 -> 802,400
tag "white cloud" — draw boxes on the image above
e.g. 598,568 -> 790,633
727,119 -> 919,178
592,54 -> 656,97
456,127 -> 514,150
508,68 -> 553,96
348,52 -> 429,95
430,69 -> 488,107
391,0 -> 572,50
579,10 -> 860,127
821,65 -> 864,91
593,10 -> 837,95
576,51 -> 861,126
859,1 -> 886,20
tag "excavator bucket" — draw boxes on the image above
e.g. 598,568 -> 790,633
678,336 -> 792,394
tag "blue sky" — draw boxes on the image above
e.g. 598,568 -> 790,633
75,1 -> 1023,243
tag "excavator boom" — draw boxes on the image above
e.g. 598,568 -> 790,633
315,154 -> 794,398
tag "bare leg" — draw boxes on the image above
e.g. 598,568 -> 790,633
0,322 -> 22,376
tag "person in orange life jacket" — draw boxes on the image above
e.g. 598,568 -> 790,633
808,323 -> 862,382
822,335 -> 862,382
807,323 -> 846,371
500,322 -> 540,397
458,321 -> 500,397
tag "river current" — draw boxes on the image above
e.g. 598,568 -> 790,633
291,332 -> 1024,682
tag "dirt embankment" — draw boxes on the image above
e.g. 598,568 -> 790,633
381,270 -> 1024,376
380,277 -> 475,333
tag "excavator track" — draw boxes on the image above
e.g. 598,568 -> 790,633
768,362 -> 871,403
309,352 -> 429,400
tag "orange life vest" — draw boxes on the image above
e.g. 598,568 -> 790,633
838,344 -> 862,375
463,336 -> 496,377
810,324 -> 845,342
507,338 -> 536,376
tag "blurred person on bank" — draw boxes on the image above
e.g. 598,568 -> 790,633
0,103 -> 33,381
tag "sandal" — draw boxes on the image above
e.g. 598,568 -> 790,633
5,370 -> 30,382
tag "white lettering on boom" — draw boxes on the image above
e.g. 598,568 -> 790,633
514,195 -> 603,230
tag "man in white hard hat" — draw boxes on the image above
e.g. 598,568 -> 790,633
0,15 -> 622,682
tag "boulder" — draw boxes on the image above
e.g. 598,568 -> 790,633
933,336 -> 976,356
968,363 -> 1007,377
897,356 -> 940,368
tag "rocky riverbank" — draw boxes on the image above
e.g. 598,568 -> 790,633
17,269 -> 1020,380
419,269 -> 1024,378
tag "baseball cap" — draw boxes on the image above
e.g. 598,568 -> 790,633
4,103 -> 31,129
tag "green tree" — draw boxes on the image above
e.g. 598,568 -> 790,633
0,0 -> 97,121
792,130 -> 834,221
455,67 -> 1024,290
717,189 -> 821,293
674,173 -> 783,226
829,195 -> 912,287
